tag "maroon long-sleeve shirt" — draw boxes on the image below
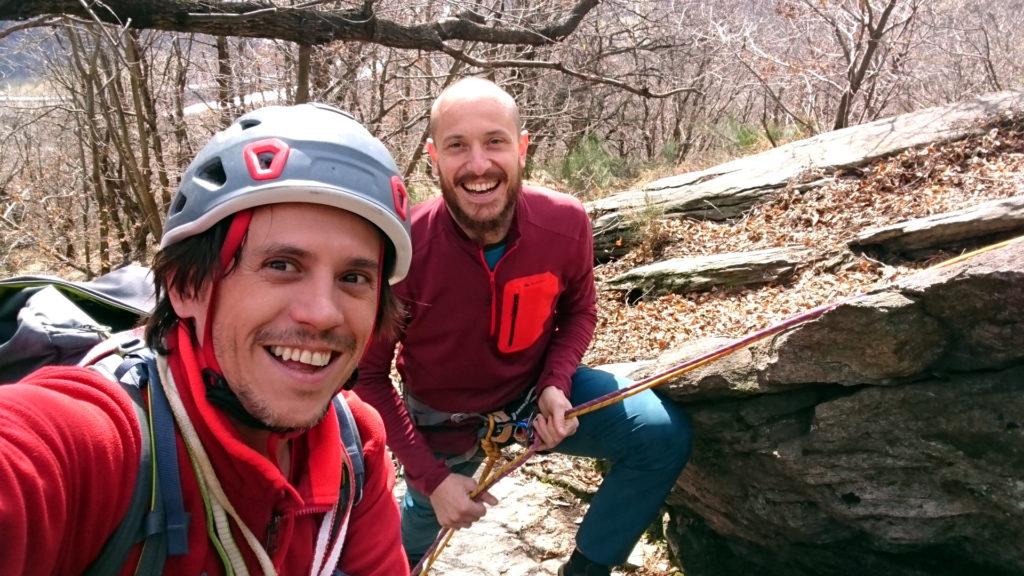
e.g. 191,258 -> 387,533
356,185 -> 597,495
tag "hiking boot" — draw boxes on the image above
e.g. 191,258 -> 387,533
559,549 -> 611,576
558,563 -> 611,576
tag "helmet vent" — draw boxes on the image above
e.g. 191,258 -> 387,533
171,193 -> 187,215
243,138 -> 290,181
239,119 -> 261,130
197,158 -> 227,187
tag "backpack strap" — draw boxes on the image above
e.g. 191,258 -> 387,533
144,353 -> 190,556
116,353 -> 170,575
321,395 -> 365,575
333,395 -> 365,505
83,342 -> 189,576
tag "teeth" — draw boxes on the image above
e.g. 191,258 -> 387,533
464,180 -> 498,192
270,345 -> 331,367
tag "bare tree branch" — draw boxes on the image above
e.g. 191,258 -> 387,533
0,15 -> 61,40
439,45 -> 702,99
0,211 -> 92,275
0,0 -> 600,48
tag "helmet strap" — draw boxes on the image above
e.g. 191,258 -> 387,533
203,368 -> 291,433
194,208 -> 291,432
200,209 -> 254,373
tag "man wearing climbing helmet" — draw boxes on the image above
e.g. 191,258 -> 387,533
356,77 -> 694,575
0,104 -> 410,575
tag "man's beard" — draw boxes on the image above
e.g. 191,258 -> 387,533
440,168 -> 521,241
213,326 -> 356,431
233,385 -> 331,432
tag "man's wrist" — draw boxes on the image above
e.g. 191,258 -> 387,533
415,461 -> 453,496
538,380 -> 570,397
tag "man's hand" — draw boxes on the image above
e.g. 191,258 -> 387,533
533,386 -> 579,451
428,473 -> 498,530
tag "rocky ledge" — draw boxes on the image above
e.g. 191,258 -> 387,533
619,240 -> 1023,576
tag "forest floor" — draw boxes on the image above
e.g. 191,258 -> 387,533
398,449 -> 679,576
586,122 -> 1024,365
406,121 -> 1024,575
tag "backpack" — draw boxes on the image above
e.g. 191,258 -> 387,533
0,266 -> 365,574
0,265 -> 154,381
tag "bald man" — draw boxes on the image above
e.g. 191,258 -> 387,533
356,77 -> 693,575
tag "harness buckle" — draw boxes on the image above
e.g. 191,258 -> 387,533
449,413 -> 473,424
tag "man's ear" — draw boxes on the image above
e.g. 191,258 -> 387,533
168,281 -> 211,334
518,131 -> 530,169
425,138 -> 438,162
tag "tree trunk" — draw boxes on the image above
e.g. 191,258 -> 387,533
295,43 -> 311,103
171,35 -> 194,171
215,35 -> 234,128
833,0 -> 901,130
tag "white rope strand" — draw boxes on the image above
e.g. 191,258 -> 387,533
158,358 -> 276,576
158,356 -> 350,576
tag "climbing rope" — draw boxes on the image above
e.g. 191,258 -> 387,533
410,234 -> 1023,576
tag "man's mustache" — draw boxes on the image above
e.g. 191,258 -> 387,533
255,327 -> 357,353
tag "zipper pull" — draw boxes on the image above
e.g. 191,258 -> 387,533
265,512 -> 282,553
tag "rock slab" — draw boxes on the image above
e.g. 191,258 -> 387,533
607,246 -> 811,297
587,90 -> 1024,260
851,194 -> 1024,255
631,240 -> 1024,576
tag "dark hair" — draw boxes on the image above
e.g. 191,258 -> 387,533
145,216 -> 402,353
145,218 -> 232,353
375,240 -> 404,341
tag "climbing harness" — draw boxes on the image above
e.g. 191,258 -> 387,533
411,234 -> 1024,576
405,390 -> 538,466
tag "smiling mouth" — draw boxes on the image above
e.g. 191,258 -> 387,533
267,345 -> 335,368
461,179 -> 500,194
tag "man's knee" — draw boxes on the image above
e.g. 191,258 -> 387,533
632,396 -> 693,470
666,403 -> 694,469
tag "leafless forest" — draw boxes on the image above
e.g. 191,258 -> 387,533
0,0 -> 1020,277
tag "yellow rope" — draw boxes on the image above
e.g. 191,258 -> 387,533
418,529 -> 456,575
477,416 -> 502,489
480,415 -> 502,461
933,234 -> 1024,269
419,416 -> 506,574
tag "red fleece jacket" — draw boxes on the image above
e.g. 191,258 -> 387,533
0,349 -> 407,574
356,185 -> 597,495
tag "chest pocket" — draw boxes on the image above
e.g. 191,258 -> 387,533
498,272 -> 560,354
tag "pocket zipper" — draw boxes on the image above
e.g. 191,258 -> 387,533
507,292 -> 520,347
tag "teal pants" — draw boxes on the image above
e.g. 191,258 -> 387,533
401,366 -> 693,566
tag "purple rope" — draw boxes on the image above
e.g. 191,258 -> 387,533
412,297 -> 852,575
567,298 -> 844,419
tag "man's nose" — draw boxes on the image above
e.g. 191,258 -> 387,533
466,144 -> 490,174
290,279 -> 345,331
